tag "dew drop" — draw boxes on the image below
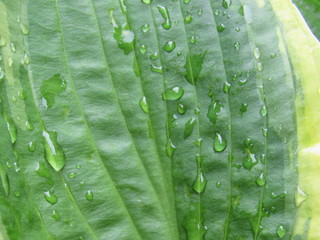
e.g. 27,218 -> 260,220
151,64 -> 163,74
223,82 -> 231,93
235,27 -> 241,32
256,173 -> 266,186
142,0 -> 152,4
238,79 -> 248,85
242,153 -> 257,170
141,24 -> 150,33
139,44 -> 147,54
197,9 -> 203,15
150,51 -> 160,60
20,23 -> 30,35
184,15 -> 193,24
184,117 -> 197,139
216,181 -> 221,187
44,191 -> 58,205
14,191 -> 20,198
253,47 -> 261,59
177,103 -> 186,114
207,100 -> 223,124
68,172 -> 77,179
35,162 -> 52,180
194,138 -> 202,147
0,36 -> 7,47
190,36 -> 196,44
79,180 -> 86,186
157,5 -> 171,30
244,138 -> 254,149
222,0 -> 232,9
139,96 -> 149,113
192,171 -> 207,193
5,117 -> 17,144
40,74 -> 67,108
10,43 -> 16,52
260,105 -> 267,116
25,121 -> 34,130
276,224 -> 287,238
166,139 -> 176,157
184,0 -> 191,3
262,128 -> 268,137
234,42 -> 240,51
257,62 -> 263,72
270,52 -> 277,58
163,40 -> 176,52
8,57 -> 13,67
28,141 -> 36,152
85,190 -> 94,201
42,130 -> 66,172
240,103 -> 248,113
217,23 -> 226,33
52,209 -> 61,221
213,133 -> 227,152
162,86 -> 184,100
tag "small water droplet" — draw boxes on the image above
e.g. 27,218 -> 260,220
197,9 -> 203,15
260,105 -> 267,116
190,36 -> 196,44
25,120 -> 34,130
68,172 -> 77,179
240,103 -> 248,113
85,190 -> 94,201
79,180 -> 86,186
8,57 -> 13,67
28,141 -> 36,152
235,27 -> 241,32
151,64 -> 163,74
276,224 -> 287,238
242,153 -> 257,170
141,24 -> 150,33
194,138 -> 202,147
262,128 -> 268,137
184,15 -> 193,24
256,173 -> 266,186
52,209 -> 61,221
270,52 -> 277,58
253,47 -> 261,59
42,130 -> 66,172
222,0 -> 232,9
260,153 -> 266,164
157,5 -> 171,30
295,186 -> 308,207
177,103 -> 186,114
14,191 -> 20,198
44,191 -> 58,205
10,43 -> 16,52
142,0 -> 152,4
257,62 -> 263,72
139,44 -> 147,54
162,86 -> 184,100
5,117 -> 17,144
184,117 -> 197,139
20,23 -> 30,35
217,23 -> 226,32
0,36 -> 7,47
213,133 -> 227,152
163,40 -> 176,52
168,113 -> 178,128
223,82 -> 231,93
150,51 -> 160,60
215,10 -> 220,16
139,96 -> 149,113
216,181 -> 221,187
166,139 -> 176,157
244,138 -> 254,149
234,42 -> 240,51
184,0 -> 191,4
238,79 -> 248,85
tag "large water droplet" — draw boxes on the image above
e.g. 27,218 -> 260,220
44,191 -> 58,205
256,172 -> 266,186
85,190 -> 94,201
35,162 -> 52,180
42,130 -> 66,172
213,133 -> 227,152
192,171 -> 207,193
141,24 -> 150,33
162,86 -> 184,100
242,153 -> 257,170
217,23 -> 226,32
157,5 -> 171,30
163,40 -> 176,52
276,224 -> 287,238
166,139 -> 176,157
25,121 -> 34,131
184,15 -> 193,24
40,74 -> 67,108
184,117 -> 197,139
139,96 -> 149,113
207,100 -> 223,124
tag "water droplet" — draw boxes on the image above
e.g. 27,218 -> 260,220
52,210 -> 61,221
184,0 -> 191,4
20,23 -> 30,35
207,100 -> 223,124
85,190 -> 94,201
44,191 -> 58,205
150,51 -> 159,60
242,153 -> 257,170
192,171 -> 207,193
14,191 -> 20,198
166,139 -> 176,157
223,82 -> 231,93
190,36 -> 196,44
10,43 -> 16,52
151,64 -> 163,74
163,40 -> 176,52
253,47 -> 261,59
197,9 -> 203,15
184,15 -> 193,24
177,103 -> 186,114
40,74 -> 67,108
213,133 -> 227,152
139,96 -> 149,113
68,172 -> 77,179
260,154 -> 266,164
157,5 -> 171,30
35,162 -> 52,180
162,86 -> 184,100
244,138 -> 254,149
194,138 -> 202,147
260,105 -> 267,116
28,141 -> 36,152
276,224 -> 287,238
5,117 -> 17,144
168,113 -> 178,128
0,36 -> 7,47
141,0 -> 152,4
270,52 -> 277,58
262,128 -> 268,137
0,67 -> 5,80
79,180 -> 86,186
217,23 -> 226,32
25,121 -> 34,130
222,0 -> 232,9
256,173 -> 266,186
141,24 -> 150,33
238,79 -> 248,85
295,186 -> 308,207
234,42 -> 240,51
257,62 -> 263,72
216,181 -> 221,187
240,103 -> 248,113
184,117 -> 197,139
139,44 -> 147,54
235,27 -> 241,32
8,57 -> 13,67
42,130 -> 66,172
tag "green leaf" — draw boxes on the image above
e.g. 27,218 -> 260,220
0,0 -> 319,239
